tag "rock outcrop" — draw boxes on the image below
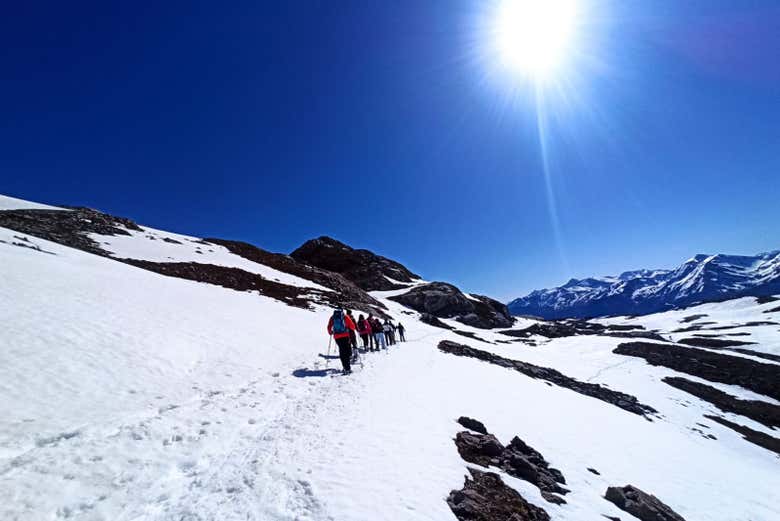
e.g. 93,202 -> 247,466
457,416 -> 488,435
440,341 -> 657,417
447,468 -> 550,521
208,238 -> 386,315
614,342 -> 780,401
703,415 -> 780,456
604,485 -> 686,521
0,207 -> 141,257
390,282 -> 513,330
500,321 -> 664,341
454,421 -> 568,505
290,236 -> 420,291
663,377 -> 780,429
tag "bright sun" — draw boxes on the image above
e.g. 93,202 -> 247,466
494,0 -> 580,82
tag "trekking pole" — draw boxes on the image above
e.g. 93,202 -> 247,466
326,334 -> 333,368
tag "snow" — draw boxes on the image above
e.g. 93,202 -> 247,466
596,296 -> 780,358
0,194 -> 66,211
1,201 -> 779,520
90,226 -> 328,291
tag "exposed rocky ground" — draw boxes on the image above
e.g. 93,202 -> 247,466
0,207 -> 142,256
290,236 -> 420,291
0,207 -> 392,315
662,377 -> 780,429
207,238 -> 387,315
677,337 -> 756,348
703,415 -> 780,456
613,342 -> 780,401
454,426 -> 569,504
390,282 -> 513,329
604,485 -> 686,521
439,340 -> 657,417
447,468 -> 551,521
500,320 -> 665,341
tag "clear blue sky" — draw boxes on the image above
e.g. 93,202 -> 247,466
2,1 -> 778,300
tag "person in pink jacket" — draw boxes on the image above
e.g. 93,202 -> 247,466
357,314 -> 371,351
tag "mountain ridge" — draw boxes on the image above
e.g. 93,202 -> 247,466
509,250 -> 780,319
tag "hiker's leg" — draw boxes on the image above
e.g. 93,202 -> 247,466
336,337 -> 351,372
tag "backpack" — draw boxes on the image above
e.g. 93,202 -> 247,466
332,310 -> 346,334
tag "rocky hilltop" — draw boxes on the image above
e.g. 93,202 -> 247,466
291,236 -> 420,291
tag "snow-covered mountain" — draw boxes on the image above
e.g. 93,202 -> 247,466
509,251 -> 780,319
2,193 -> 779,521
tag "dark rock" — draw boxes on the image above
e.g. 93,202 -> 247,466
162,237 -> 182,244
208,238 -> 387,317
454,429 -> 569,505
704,415 -> 780,456
290,236 -> 419,291
604,485 -> 686,521
440,341 -> 657,417
588,468 -> 601,475
390,282 -> 513,329
680,314 -> 708,323
663,377 -> 780,429
455,431 -> 505,467
453,330 -> 494,344
677,337 -> 756,348
756,295 -> 779,304
501,437 -> 569,500
447,468 -> 550,521
614,342 -> 780,401
500,321 -> 663,341
122,261 -> 320,310
457,417 -> 488,435
419,313 -> 454,330
0,207 -> 142,257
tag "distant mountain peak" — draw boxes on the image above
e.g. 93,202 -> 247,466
509,250 -> 780,319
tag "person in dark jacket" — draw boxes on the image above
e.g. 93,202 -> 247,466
383,319 -> 395,345
397,322 -> 406,342
371,316 -> 386,350
327,308 -> 356,374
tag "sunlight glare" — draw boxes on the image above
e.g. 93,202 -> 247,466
495,0 -> 580,82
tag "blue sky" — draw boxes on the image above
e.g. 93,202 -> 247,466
1,1 -> 778,300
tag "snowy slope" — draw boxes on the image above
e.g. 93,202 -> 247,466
509,251 -> 780,319
0,194 -> 65,211
1,195 -> 779,521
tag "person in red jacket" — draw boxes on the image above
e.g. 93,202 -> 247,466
327,308 -> 356,374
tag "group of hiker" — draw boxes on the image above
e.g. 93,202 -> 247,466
326,309 -> 406,374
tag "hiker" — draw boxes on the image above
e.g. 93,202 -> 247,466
371,316 -> 386,350
346,310 -> 359,357
366,313 -> 376,351
383,319 -> 395,346
327,308 -> 356,374
357,314 -> 371,350
397,322 -> 406,342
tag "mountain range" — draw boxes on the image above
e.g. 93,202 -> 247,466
508,251 -> 780,319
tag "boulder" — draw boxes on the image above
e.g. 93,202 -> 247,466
455,431 -> 505,467
447,468 -> 550,521
604,485 -> 686,521
390,282 -> 513,329
457,416 -> 489,434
